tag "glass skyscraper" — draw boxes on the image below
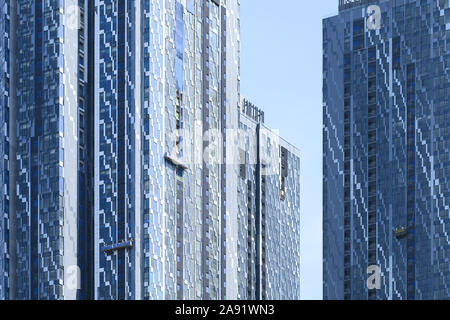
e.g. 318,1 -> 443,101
0,0 -> 11,301
323,0 -> 449,300
236,99 -> 301,300
0,0 -> 301,300
93,0 -> 240,300
13,0 -> 92,300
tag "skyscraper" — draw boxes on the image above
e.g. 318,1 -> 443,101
234,99 -> 301,300
0,0 -> 11,300
93,0 -> 242,300
0,0 -> 94,300
94,0 -> 301,301
0,0 -> 301,301
323,0 -> 450,300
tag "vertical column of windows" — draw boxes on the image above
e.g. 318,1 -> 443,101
0,0 -> 10,300
393,37 -> 400,71
261,156 -> 266,300
201,0 -> 210,300
406,63 -> 416,300
220,4 -> 227,300
31,0 -> 43,299
255,124 -> 267,300
367,46 -> 377,300
280,147 -> 288,201
343,51 -> 351,300
77,0 -> 94,300
174,1 -> 185,300
247,179 -> 253,299
116,0 -> 126,300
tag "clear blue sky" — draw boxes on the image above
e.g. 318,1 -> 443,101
240,0 -> 338,300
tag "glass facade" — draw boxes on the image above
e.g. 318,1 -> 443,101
0,0 -> 93,300
0,0 -> 10,301
0,0 -> 301,301
95,0 -> 138,300
93,0 -> 241,300
93,0 -> 301,300
236,100 -> 301,300
323,0 -> 450,300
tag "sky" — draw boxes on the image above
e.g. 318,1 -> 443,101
240,0 -> 338,300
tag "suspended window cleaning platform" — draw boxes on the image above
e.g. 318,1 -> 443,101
102,239 -> 134,253
164,153 -> 188,170
394,227 -> 408,240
